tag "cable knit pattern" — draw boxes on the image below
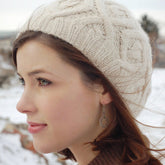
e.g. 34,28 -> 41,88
18,0 -> 152,117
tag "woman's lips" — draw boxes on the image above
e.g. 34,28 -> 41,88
27,122 -> 47,134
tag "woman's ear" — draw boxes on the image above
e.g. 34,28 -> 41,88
99,87 -> 112,105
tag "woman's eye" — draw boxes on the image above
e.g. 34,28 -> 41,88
37,78 -> 52,86
19,78 -> 25,86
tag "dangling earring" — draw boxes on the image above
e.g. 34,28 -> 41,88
99,105 -> 109,129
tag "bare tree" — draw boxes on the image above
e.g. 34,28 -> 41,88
140,15 -> 159,66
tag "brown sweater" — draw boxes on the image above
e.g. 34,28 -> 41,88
88,148 -> 121,165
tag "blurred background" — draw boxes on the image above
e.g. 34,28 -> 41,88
0,0 -> 165,165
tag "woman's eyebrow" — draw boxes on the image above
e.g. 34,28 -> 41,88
17,69 -> 54,77
28,69 -> 54,76
17,69 -> 64,80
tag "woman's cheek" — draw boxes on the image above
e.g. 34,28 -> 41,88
41,93 -> 75,123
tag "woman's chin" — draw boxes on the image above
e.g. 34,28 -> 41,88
33,142 -> 63,154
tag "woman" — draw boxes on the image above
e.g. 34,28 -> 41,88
12,0 -> 163,164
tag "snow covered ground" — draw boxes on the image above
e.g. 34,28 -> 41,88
0,68 -> 165,164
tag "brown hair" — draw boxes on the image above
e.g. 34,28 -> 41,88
12,31 -> 163,164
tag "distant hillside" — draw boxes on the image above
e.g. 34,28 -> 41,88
0,31 -> 18,39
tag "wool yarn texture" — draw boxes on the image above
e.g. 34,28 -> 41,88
18,0 -> 152,117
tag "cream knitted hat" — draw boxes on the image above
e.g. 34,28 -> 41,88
18,0 -> 152,117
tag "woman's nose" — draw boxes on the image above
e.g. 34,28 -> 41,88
16,91 -> 36,114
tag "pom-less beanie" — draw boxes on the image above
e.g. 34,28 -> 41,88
18,0 -> 152,117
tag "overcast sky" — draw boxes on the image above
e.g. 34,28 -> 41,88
0,0 -> 165,35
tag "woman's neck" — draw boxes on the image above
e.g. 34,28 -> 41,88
69,143 -> 99,165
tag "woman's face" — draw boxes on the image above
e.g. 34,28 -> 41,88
16,40 -> 103,153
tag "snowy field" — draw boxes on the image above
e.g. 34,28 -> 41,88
0,68 -> 165,164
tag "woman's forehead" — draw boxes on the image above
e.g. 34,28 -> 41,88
16,40 -> 82,80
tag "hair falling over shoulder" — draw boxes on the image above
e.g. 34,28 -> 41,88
12,31 -> 165,165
